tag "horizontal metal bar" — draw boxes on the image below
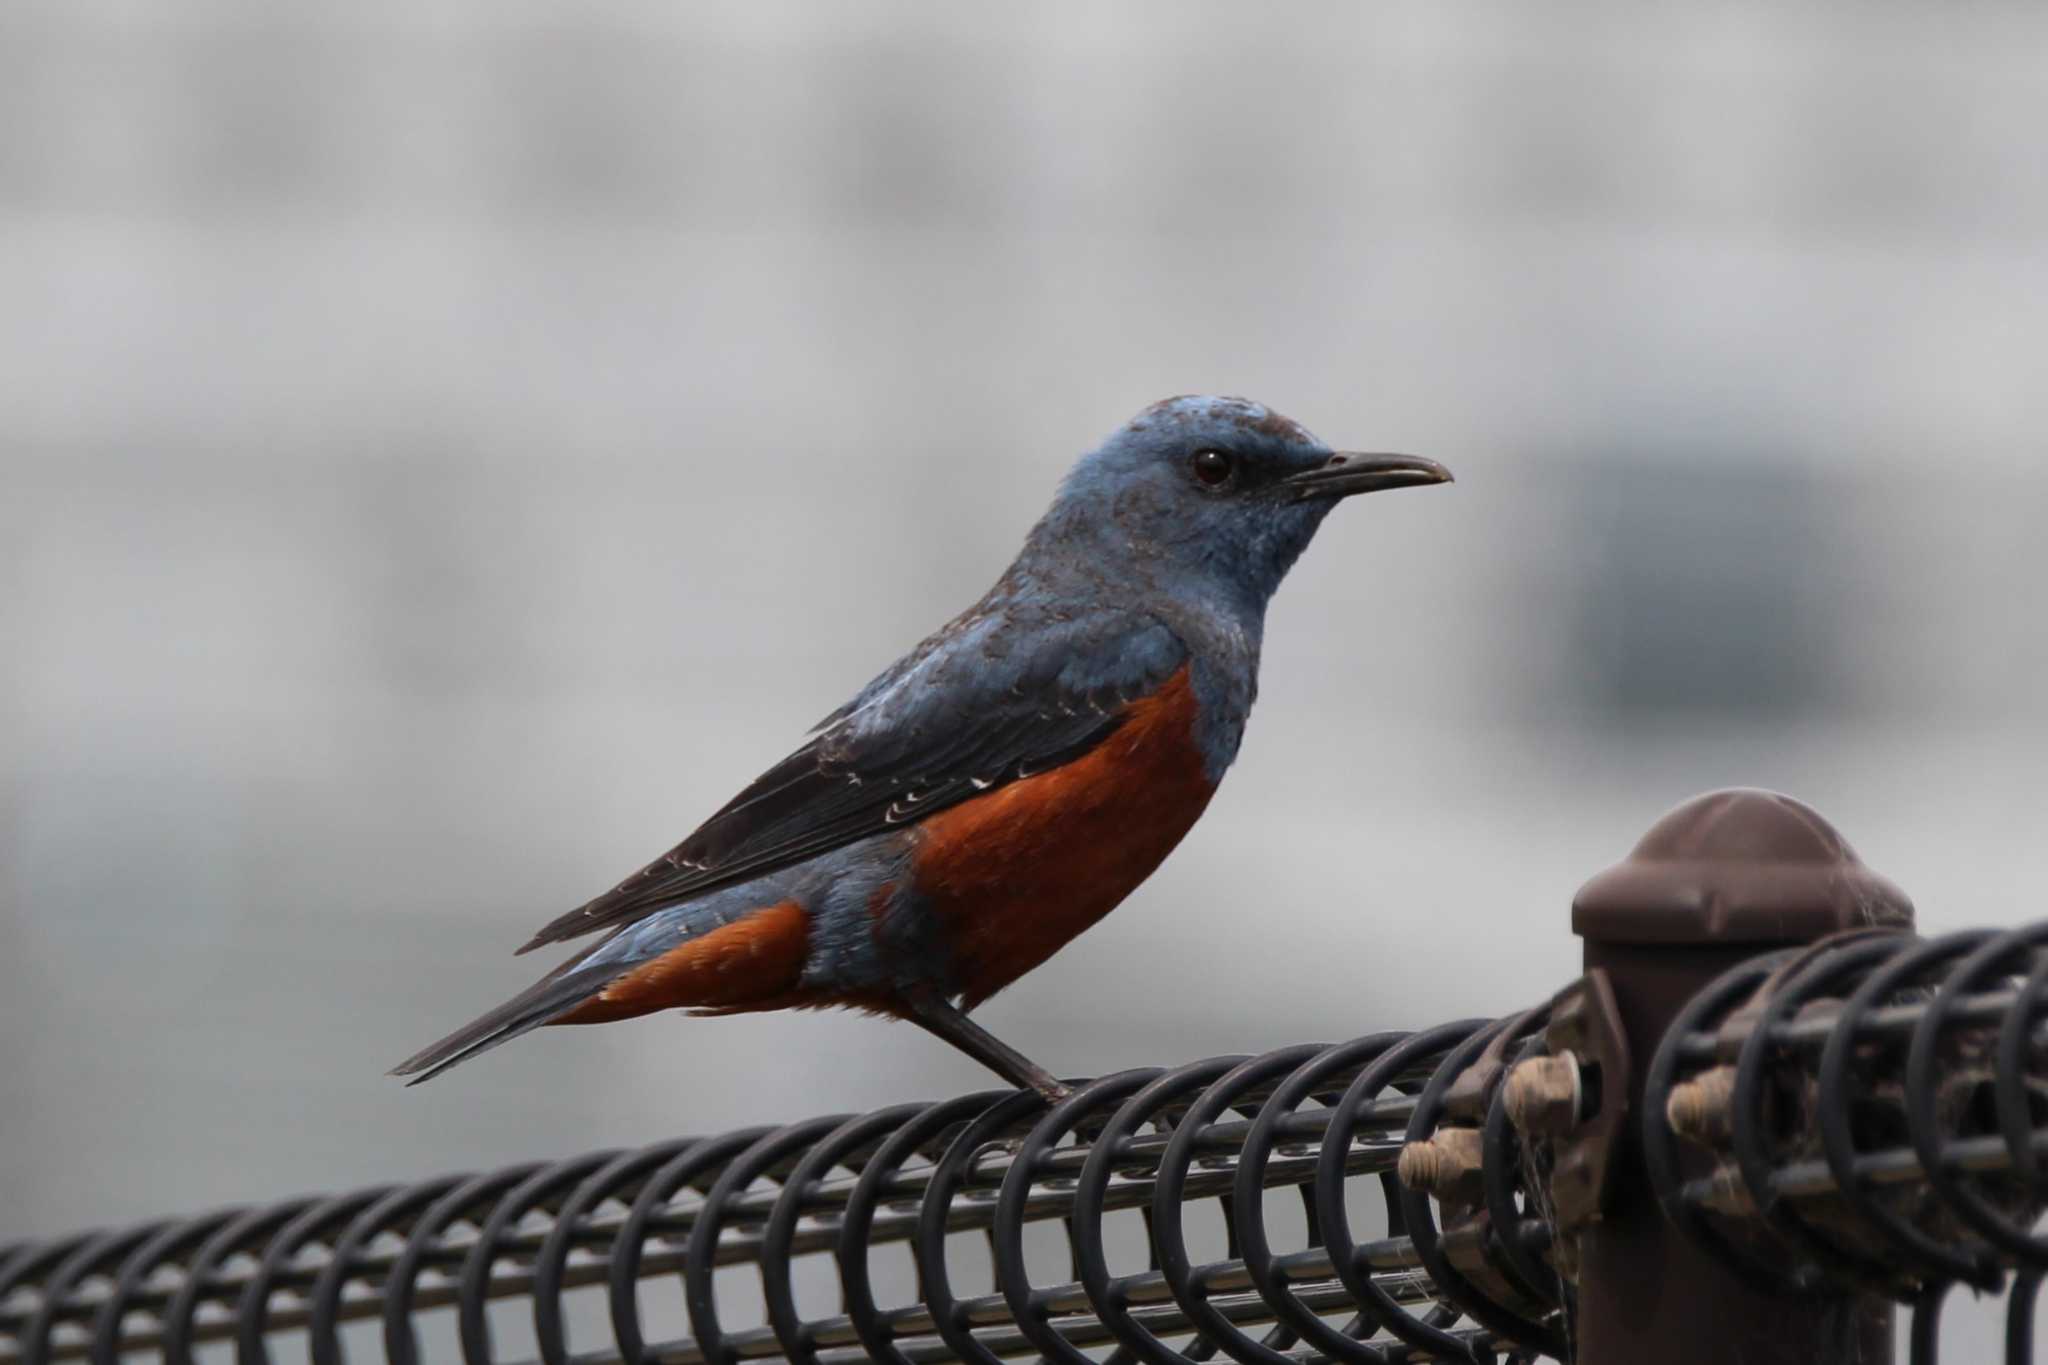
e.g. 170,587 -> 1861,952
1672,987 -> 2027,1064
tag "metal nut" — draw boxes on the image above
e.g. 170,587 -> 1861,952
1504,1051 -> 1584,1137
1398,1125 -> 1487,1206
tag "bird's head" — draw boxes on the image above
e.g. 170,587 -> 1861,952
1041,395 -> 1451,613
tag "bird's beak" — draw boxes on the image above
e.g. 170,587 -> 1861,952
1281,452 -> 1453,502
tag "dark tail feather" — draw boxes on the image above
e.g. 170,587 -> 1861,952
390,961 -> 613,1086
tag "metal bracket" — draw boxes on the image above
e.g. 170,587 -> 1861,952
1530,968 -> 1632,1234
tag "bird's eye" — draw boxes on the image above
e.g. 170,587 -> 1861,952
1190,449 -> 1235,488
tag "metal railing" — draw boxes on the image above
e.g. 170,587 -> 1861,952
1644,926 -> 2048,1362
2,1030 -> 1545,1365
7,788 -> 2048,1365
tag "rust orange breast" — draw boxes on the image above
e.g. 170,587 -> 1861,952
909,664 -> 1216,1008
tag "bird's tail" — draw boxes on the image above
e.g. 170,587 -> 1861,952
389,958 -> 615,1086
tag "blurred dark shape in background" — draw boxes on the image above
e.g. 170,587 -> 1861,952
1573,456 -> 1839,720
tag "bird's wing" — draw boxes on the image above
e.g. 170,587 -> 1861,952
517,608 -> 1189,953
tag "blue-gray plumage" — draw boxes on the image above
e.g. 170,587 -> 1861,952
394,396 -> 1450,1097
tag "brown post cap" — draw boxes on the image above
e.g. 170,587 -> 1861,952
1573,788 -> 1914,945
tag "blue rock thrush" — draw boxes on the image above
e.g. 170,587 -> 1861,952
393,396 -> 1450,1099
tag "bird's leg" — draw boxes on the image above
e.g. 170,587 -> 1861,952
904,995 -> 1071,1102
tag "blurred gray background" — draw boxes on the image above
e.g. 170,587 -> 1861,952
2,1 -> 2044,1356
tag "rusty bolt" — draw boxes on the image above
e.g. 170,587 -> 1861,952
1666,1065 -> 1737,1145
1504,1051 -> 1585,1137
1397,1125 -> 1486,1206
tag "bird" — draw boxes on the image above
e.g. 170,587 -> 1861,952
392,396 -> 1450,1100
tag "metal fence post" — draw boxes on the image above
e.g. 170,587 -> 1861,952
1571,787 -> 1912,1364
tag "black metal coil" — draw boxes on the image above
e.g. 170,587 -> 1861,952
1645,925 -> 2048,1363
0,1030 -> 1563,1365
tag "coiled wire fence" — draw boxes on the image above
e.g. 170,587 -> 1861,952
1644,922 -> 2048,1363
6,790 -> 2048,1365
3,1025 -> 1541,1365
